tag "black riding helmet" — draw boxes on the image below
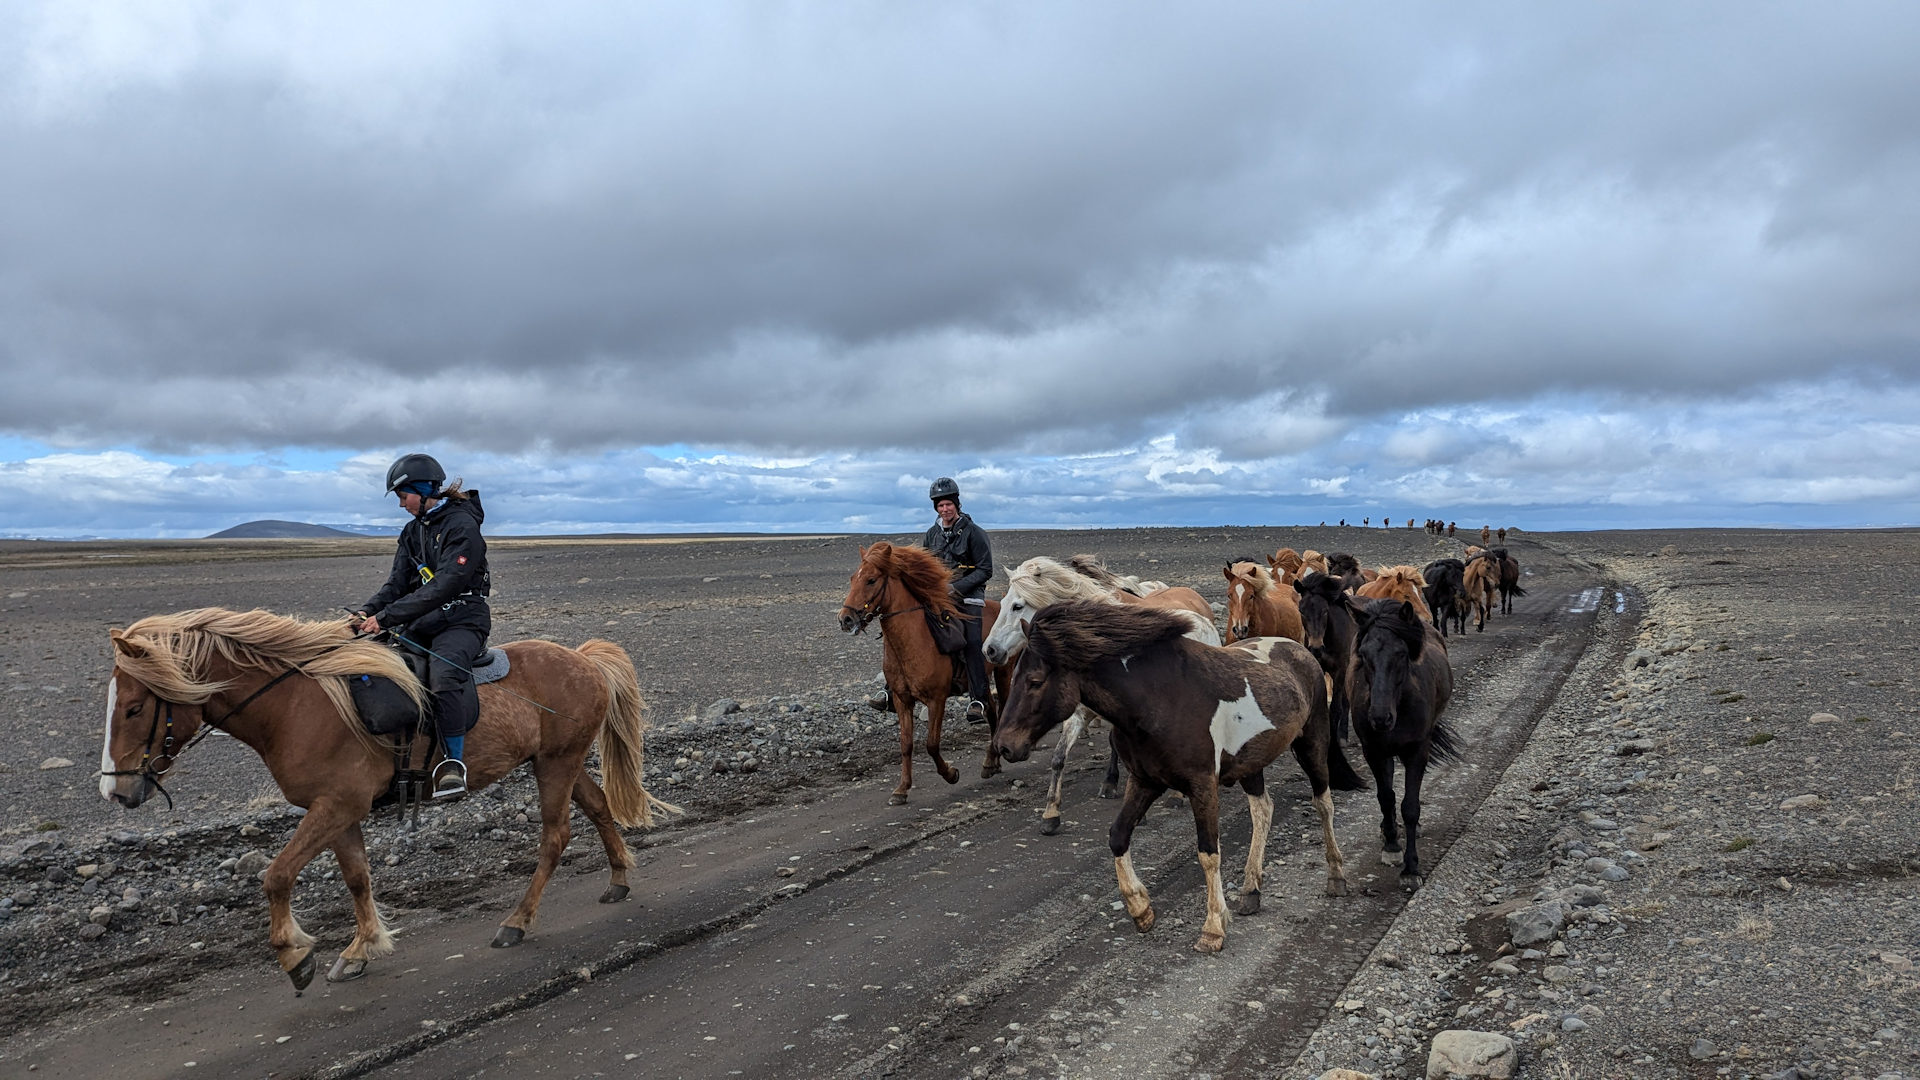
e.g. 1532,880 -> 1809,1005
385,453 -> 446,496
928,477 -> 961,506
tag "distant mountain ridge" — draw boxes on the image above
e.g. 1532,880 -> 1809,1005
205,520 -> 397,539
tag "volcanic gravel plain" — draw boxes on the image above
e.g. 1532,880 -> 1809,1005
0,527 -> 1915,1080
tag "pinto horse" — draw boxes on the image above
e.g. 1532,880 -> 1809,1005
984,556 -> 1218,833
1345,597 -> 1458,885
839,542 -> 1009,804
1222,561 -> 1305,645
99,608 -> 679,990
992,603 -> 1360,953
1292,570 -> 1359,744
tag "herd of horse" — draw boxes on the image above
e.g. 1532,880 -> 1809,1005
92,535 -> 1528,988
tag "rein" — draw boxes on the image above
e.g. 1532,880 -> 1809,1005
841,577 -> 928,635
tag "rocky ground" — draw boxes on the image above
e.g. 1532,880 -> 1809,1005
1301,530 -> 1920,1080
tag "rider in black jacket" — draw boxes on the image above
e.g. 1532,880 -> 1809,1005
923,477 -> 994,724
355,453 -> 492,799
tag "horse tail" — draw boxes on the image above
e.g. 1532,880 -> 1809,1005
1428,715 -> 1467,765
1507,583 -> 1529,598
578,639 -> 684,828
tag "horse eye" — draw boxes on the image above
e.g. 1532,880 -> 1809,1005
866,577 -> 877,585
126,702 -> 142,716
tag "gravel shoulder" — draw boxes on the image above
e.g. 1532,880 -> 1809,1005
1297,530 -> 1920,1080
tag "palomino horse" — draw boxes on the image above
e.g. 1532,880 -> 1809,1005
983,556 -> 1218,833
99,608 -> 679,990
1345,597 -> 1458,886
1461,553 -> 1499,631
1356,565 -> 1432,622
838,542 -> 1008,804
1223,561 -> 1305,645
993,603 -> 1360,953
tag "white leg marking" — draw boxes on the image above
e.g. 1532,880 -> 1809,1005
98,679 -> 117,800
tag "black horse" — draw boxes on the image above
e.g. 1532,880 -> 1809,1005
1346,596 -> 1459,887
1293,569 -> 1358,743
1325,552 -> 1366,593
1421,558 -> 1469,637
992,602 -> 1361,953
1492,548 -> 1528,615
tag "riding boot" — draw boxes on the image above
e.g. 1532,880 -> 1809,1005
430,688 -> 471,800
961,602 -> 990,724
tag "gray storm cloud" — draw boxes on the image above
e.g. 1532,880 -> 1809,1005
1,2 -> 1917,456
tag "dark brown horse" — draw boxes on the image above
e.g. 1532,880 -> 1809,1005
1493,547 -> 1528,615
1346,597 -> 1458,886
838,542 -> 1008,804
99,608 -> 679,990
992,603 -> 1361,953
1421,558 -> 1469,637
1292,570 -> 1358,744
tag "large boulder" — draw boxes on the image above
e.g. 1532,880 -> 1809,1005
1427,1030 -> 1517,1078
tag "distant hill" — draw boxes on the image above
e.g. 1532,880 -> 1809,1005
205,520 -> 394,539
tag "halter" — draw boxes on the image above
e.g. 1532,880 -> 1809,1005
840,575 -> 926,635
99,664 -> 305,811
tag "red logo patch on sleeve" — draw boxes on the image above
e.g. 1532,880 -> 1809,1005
456,555 -> 467,565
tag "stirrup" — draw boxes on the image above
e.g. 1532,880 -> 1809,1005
965,699 -> 989,725
432,759 -> 468,801
867,689 -> 893,712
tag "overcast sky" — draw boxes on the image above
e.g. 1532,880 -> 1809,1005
3,2 -> 1918,537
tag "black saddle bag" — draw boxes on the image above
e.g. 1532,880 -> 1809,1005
350,674 -> 426,736
925,608 -> 972,655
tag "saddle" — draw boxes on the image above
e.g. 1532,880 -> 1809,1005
350,643 -> 508,826
924,608 -> 972,655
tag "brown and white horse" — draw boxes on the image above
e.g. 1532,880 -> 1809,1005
99,608 -> 678,990
993,603 -> 1360,952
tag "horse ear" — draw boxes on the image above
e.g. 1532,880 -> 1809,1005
1017,617 -> 1031,636
1222,565 -> 1236,581
110,630 -> 146,658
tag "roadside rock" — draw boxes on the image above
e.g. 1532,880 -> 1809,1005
1426,1030 -> 1516,1078
234,851 -> 269,877
1317,1070 -> 1379,1080
1505,899 -> 1568,946
39,757 -> 75,770
1777,794 -> 1825,811
1807,712 -> 1840,724
704,698 -> 742,720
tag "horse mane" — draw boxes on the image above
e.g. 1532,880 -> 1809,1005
1226,560 -> 1277,591
1026,601 -> 1194,672
1300,550 -> 1330,574
1270,547 -> 1302,572
864,542 -> 959,616
1293,569 -> 1345,602
1069,553 -> 1156,596
1354,596 -> 1428,659
1370,565 -> 1429,589
112,607 -> 427,736
1008,556 -> 1120,607
1326,552 -> 1361,576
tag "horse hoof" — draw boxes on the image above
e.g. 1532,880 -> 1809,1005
1379,849 -> 1403,866
1235,889 -> 1261,916
888,792 -> 908,806
938,767 -> 959,785
1133,908 -> 1156,934
1039,816 -> 1061,836
492,926 -> 525,949
599,884 -> 630,904
1325,876 -> 1351,897
1194,932 -> 1226,954
327,957 -> 367,983
1098,784 -> 1119,800
288,951 -> 317,992
980,764 -> 1000,779
1400,871 -> 1424,890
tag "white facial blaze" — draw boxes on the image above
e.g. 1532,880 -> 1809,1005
1208,679 -> 1274,770
98,678 -> 118,799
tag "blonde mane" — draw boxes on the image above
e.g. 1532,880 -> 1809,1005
1007,557 -> 1125,607
112,608 -> 427,736
1227,561 -> 1278,592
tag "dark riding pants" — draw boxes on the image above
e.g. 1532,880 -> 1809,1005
420,625 -> 486,738
960,600 -> 989,704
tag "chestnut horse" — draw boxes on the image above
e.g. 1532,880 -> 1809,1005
1223,561 -> 1306,645
1356,565 -> 1432,622
1493,548 -> 1528,615
99,608 -> 679,990
838,542 -> 1008,804
983,556 -> 1218,832
993,603 -> 1360,953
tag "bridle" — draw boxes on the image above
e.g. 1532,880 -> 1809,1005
840,574 -> 925,635
99,664 -> 305,811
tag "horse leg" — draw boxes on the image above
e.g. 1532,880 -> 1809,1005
1099,729 -> 1122,799
1399,753 -> 1430,888
262,801 -> 357,991
494,755 -> 579,947
1367,748 -> 1400,865
1329,669 -> 1352,746
572,773 -> 636,903
890,696 -> 915,805
1187,785 -> 1229,952
1109,776 -> 1165,933
925,690 -> 959,787
982,661 -> 1009,780
325,823 -> 393,983
1235,772 -> 1273,916
1042,709 -> 1087,835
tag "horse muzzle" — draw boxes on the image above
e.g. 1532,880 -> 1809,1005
106,776 -> 155,810
993,730 -> 1035,763
1228,623 -> 1250,641
982,642 -> 1006,665
837,611 -> 858,634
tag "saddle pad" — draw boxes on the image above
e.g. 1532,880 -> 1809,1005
470,647 -> 510,685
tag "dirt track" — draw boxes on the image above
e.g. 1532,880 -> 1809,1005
0,527 -> 1651,1077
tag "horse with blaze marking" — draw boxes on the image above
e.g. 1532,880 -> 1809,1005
993,602 -> 1363,953
98,608 -> 678,989
984,556 -> 1217,833
1356,565 -> 1432,622
1222,560 -> 1305,645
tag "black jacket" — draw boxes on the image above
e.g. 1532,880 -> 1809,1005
923,512 -> 992,600
363,493 -> 492,631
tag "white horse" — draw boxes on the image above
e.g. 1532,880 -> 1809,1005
984,556 -> 1221,834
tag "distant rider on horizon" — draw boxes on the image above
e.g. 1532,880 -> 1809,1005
354,453 -> 492,800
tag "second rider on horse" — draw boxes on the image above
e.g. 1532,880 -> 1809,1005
355,453 -> 492,800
